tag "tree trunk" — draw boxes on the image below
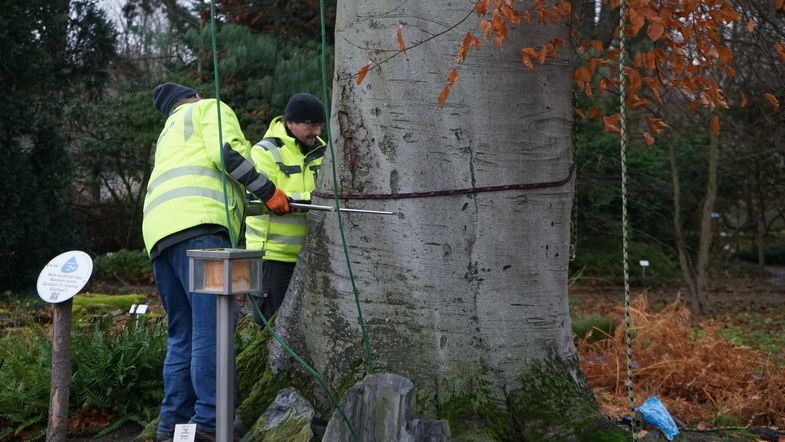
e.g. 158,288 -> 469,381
753,160 -> 767,268
668,143 -> 700,312
270,1 -> 604,440
694,120 -> 720,314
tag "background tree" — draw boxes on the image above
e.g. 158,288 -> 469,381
0,0 -> 115,289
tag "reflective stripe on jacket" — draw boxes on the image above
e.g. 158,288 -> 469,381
245,116 -> 325,262
142,99 -> 254,254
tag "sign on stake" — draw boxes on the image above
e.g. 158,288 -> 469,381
37,251 -> 93,442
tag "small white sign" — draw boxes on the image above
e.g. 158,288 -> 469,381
129,304 -> 137,314
173,423 -> 197,441
639,260 -> 650,267
36,251 -> 93,304
135,304 -> 148,314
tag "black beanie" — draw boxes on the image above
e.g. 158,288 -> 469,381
284,93 -> 325,123
153,83 -> 198,117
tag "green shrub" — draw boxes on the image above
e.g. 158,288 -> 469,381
92,250 -> 152,285
0,325 -> 51,441
70,318 -> 167,434
736,244 -> 785,265
571,238 -> 679,282
0,319 -> 167,439
572,315 -> 617,342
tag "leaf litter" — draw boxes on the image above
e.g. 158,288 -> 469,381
576,294 -> 785,429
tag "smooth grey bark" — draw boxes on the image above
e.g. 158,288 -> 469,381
271,0 -> 597,438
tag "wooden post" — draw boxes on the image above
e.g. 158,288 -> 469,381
46,299 -> 73,442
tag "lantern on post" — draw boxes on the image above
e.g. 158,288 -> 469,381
187,248 -> 263,442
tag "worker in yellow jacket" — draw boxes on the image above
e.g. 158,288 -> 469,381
246,93 -> 326,323
143,83 -> 290,441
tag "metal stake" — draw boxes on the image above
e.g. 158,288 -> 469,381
216,295 -> 234,442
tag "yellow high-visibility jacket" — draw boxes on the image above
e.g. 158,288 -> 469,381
143,99 -> 273,255
245,117 -> 325,262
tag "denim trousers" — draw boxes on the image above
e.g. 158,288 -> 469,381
152,232 -> 232,435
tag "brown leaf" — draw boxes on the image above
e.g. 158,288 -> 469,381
775,42 -> 785,63
645,116 -> 671,134
438,85 -> 451,107
710,115 -> 720,135
397,25 -> 407,54
643,131 -> 655,145
521,53 -> 533,70
630,16 -> 646,36
355,61 -> 372,86
764,92 -> 779,108
602,113 -> 621,134
447,67 -> 460,87
647,22 -> 664,41
591,40 -> 604,54
501,5 -> 521,25
778,0 -> 784,10
480,19 -> 492,41
746,19 -> 755,32
740,91 -> 747,108
645,77 -> 662,104
537,46 -> 548,64
456,32 -> 475,63
476,0 -> 489,15
628,95 -> 649,109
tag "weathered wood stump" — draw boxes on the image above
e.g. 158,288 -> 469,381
323,373 -> 451,442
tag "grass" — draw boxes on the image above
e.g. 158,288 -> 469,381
719,312 -> 785,357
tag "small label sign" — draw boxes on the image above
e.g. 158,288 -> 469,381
639,260 -> 650,267
36,251 -> 93,304
174,423 -> 197,441
130,304 -> 148,314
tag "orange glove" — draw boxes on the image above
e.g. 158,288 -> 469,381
264,187 -> 290,215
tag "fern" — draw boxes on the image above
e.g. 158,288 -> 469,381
0,324 -> 52,438
70,318 -> 167,424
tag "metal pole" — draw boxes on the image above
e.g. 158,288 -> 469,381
289,202 -> 394,215
246,200 -> 394,216
215,295 -> 234,442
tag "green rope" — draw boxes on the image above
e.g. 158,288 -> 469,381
318,0 -> 376,374
617,0 -> 636,439
208,0 -> 235,248
249,297 -> 359,441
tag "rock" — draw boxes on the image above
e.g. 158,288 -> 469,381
242,387 -> 314,442
410,419 -> 451,442
323,373 -> 451,442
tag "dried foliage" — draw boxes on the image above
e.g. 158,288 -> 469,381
577,295 -> 785,427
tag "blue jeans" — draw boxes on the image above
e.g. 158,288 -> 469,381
152,232 -> 232,435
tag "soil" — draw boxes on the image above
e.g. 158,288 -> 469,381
570,265 -> 785,318
65,423 -> 143,442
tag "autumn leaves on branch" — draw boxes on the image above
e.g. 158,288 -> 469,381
354,0 -> 783,143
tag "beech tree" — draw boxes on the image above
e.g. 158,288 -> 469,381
266,0 -> 603,439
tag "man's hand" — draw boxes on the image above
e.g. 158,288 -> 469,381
264,187 -> 290,215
